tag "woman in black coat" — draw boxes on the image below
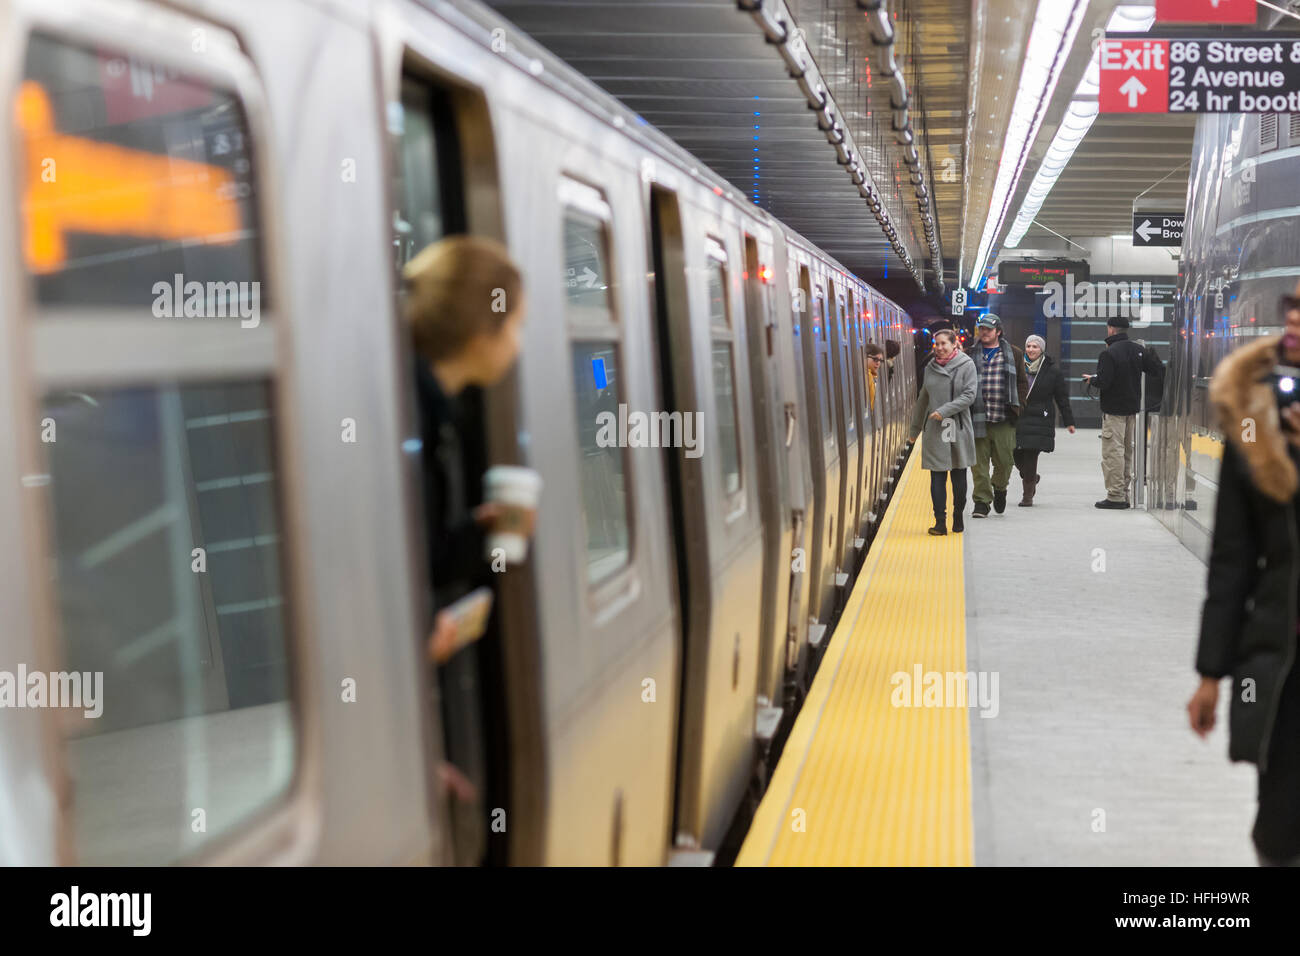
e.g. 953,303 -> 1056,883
1013,335 -> 1075,506
1189,306 -> 1300,866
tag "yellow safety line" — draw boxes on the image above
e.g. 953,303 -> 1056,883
736,449 -> 973,866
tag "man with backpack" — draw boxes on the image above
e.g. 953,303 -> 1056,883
1083,317 -> 1164,509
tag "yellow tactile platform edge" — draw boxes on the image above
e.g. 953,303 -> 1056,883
736,448 -> 973,866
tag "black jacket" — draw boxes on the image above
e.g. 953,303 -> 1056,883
1197,336 -> 1300,769
1015,355 -> 1074,453
1094,332 -> 1163,416
415,359 -> 487,610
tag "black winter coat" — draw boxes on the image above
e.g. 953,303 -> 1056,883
1094,332 -> 1163,416
1015,355 -> 1074,453
1197,335 -> 1300,769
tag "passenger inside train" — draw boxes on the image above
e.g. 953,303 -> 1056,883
4,0 -> 1300,902
402,235 -> 535,865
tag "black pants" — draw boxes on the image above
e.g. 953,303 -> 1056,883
1254,655 -> 1300,862
1013,448 -> 1040,481
930,468 -> 967,519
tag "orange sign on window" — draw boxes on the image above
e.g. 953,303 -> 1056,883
15,80 -> 242,274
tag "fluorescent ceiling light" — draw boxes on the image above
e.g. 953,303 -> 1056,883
1004,5 -> 1155,249
969,1 -> 1090,285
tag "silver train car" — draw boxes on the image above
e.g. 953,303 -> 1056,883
1159,108 -> 1300,559
0,0 -> 915,865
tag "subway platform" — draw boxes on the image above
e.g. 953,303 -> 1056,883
739,428 -> 1256,866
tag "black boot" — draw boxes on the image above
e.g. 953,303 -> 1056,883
951,505 -> 965,533
993,489 -> 1007,514
928,512 -> 947,536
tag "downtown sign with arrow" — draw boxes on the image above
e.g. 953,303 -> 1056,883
1131,212 -> 1183,247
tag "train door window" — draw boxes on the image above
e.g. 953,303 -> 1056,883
16,32 -> 294,863
561,179 -> 632,583
836,295 -> 855,442
854,297 -> 871,433
706,238 -> 744,506
393,74 -> 464,270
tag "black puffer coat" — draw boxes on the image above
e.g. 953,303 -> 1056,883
1198,335 -> 1299,768
1015,354 -> 1074,453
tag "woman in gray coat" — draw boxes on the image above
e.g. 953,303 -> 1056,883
909,329 -> 978,535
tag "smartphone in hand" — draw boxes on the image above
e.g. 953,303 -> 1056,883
443,587 -> 494,655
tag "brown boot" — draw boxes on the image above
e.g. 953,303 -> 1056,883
1018,477 -> 1037,507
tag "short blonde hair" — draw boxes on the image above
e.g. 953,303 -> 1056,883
402,235 -> 523,362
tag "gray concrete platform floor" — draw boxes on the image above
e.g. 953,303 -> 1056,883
963,427 -> 1257,865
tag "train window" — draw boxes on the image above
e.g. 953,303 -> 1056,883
561,183 -> 631,583
707,241 -> 743,502
44,381 -> 293,864
836,296 -> 855,440
15,35 -> 296,864
813,293 -> 833,437
17,34 -> 263,312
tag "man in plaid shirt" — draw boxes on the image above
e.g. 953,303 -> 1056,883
968,314 -> 1029,517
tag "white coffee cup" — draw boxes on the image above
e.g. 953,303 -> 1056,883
482,465 -> 542,565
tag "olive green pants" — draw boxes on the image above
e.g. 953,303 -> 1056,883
973,419 -> 1017,504
1100,413 -> 1135,503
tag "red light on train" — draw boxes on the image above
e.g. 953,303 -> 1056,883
759,266 -> 773,282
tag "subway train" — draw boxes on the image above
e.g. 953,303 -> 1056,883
1159,107 -> 1300,560
0,0 -> 917,866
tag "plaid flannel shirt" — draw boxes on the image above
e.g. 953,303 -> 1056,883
980,345 -> 1009,423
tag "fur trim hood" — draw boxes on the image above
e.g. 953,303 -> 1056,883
1208,334 -> 1297,503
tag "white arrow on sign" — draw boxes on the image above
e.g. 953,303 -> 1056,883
580,267 -> 598,288
1136,219 -> 1159,242
1119,75 -> 1147,108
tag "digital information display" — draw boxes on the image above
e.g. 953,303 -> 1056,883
997,260 -> 1090,286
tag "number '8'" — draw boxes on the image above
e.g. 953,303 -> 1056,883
1291,42 -> 1300,64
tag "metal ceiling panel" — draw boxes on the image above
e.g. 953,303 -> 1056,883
481,0 -> 952,287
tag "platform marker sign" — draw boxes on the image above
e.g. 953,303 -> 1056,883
1102,36 -> 1300,113
951,288 -> 967,316
1132,212 -> 1184,246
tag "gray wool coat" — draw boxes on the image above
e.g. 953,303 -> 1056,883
909,350 -> 978,471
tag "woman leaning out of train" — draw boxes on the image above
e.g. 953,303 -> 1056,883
1013,334 -> 1075,507
1188,290 -> 1300,866
909,328 -> 977,536
404,235 -> 537,861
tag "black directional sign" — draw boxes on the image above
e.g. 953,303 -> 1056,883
1132,212 -> 1183,246
1103,35 -> 1300,113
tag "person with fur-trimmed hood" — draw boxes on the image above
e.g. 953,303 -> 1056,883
1189,291 -> 1300,866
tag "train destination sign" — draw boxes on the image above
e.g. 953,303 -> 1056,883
1101,37 -> 1300,113
1132,212 -> 1183,246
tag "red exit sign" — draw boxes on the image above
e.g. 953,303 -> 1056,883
1155,0 -> 1256,24
1099,38 -> 1170,113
